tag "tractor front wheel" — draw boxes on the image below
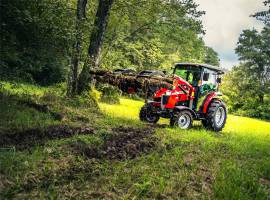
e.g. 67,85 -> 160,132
139,103 -> 160,123
170,110 -> 193,129
203,100 -> 227,132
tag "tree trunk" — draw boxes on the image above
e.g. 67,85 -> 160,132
77,0 -> 114,94
67,0 -> 87,97
258,94 -> 264,104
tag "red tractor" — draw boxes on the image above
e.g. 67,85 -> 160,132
139,63 -> 227,132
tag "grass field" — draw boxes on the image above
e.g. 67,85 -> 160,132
0,83 -> 270,199
100,98 -> 270,199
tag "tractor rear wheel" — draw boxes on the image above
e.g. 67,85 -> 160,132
203,100 -> 227,132
170,110 -> 193,129
139,103 -> 160,123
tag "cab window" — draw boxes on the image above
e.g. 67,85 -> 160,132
174,66 -> 201,86
202,69 -> 217,85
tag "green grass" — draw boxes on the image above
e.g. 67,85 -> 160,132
100,98 -> 144,120
0,98 -> 57,133
0,83 -> 269,199
99,98 -> 270,199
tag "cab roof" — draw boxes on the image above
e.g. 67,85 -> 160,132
175,63 -> 225,74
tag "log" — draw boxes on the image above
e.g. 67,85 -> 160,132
89,70 -> 173,98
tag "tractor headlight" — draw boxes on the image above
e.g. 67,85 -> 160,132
165,91 -> 171,95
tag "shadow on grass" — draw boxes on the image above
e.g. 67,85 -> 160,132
0,125 -> 95,151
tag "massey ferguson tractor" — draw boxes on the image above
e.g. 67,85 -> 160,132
139,63 -> 227,132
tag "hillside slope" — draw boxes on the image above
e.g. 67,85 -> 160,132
0,82 -> 269,199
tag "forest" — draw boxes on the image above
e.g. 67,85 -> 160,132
1,0 -> 269,118
0,0 -> 269,199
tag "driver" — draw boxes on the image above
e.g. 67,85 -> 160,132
192,72 -> 201,86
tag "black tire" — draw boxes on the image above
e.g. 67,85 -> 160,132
201,119 -> 209,129
170,110 -> 193,129
139,103 -> 160,123
204,100 -> 227,132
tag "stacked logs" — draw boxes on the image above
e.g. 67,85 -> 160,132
89,70 -> 173,98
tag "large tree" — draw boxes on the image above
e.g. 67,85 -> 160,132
77,0 -> 115,94
235,27 -> 270,103
101,0 -> 206,71
222,1 -> 270,120
1,0 -> 213,94
252,0 -> 270,26
67,0 -> 88,96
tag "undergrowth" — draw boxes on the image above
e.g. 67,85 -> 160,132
0,81 -> 269,199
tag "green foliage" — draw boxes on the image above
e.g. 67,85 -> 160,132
98,84 -> 121,104
204,46 -> 220,66
222,24 -> 270,120
101,0 -> 217,71
0,81 -> 100,132
235,27 -> 270,98
0,81 -> 56,132
1,0 -> 220,87
252,1 -> 270,26
0,97 -> 56,133
0,0 -> 75,85
234,104 -> 270,120
222,64 -> 270,120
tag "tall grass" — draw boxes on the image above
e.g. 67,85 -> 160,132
1,84 -> 269,199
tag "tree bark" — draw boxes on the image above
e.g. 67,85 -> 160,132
67,0 -> 87,97
77,0 -> 114,94
258,94 -> 264,104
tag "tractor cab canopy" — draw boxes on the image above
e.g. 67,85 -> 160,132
173,63 -> 224,87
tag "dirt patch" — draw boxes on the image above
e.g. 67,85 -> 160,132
75,126 -> 158,160
259,178 -> 270,190
0,173 -> 12,193
0,125 -> 95,150
185,166 -> 214,199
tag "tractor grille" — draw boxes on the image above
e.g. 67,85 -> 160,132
154,97 -> 161,102
161,95 -> 170,105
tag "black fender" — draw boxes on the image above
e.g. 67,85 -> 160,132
174,106 -> 197,119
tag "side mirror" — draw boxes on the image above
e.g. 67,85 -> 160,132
217,77 -> 222,84
203,73 -> 209,81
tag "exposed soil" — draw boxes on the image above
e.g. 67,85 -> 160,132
0,125 -> 95,150
2,125 -> 160,197
76,126 -> 159,160
259,178 -> 270,188
0,124 -> 161,159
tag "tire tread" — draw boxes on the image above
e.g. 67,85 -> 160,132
203,100 -> 227,132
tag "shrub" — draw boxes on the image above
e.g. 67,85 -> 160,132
98,84 -> 121,104
234,104 -> 270,121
